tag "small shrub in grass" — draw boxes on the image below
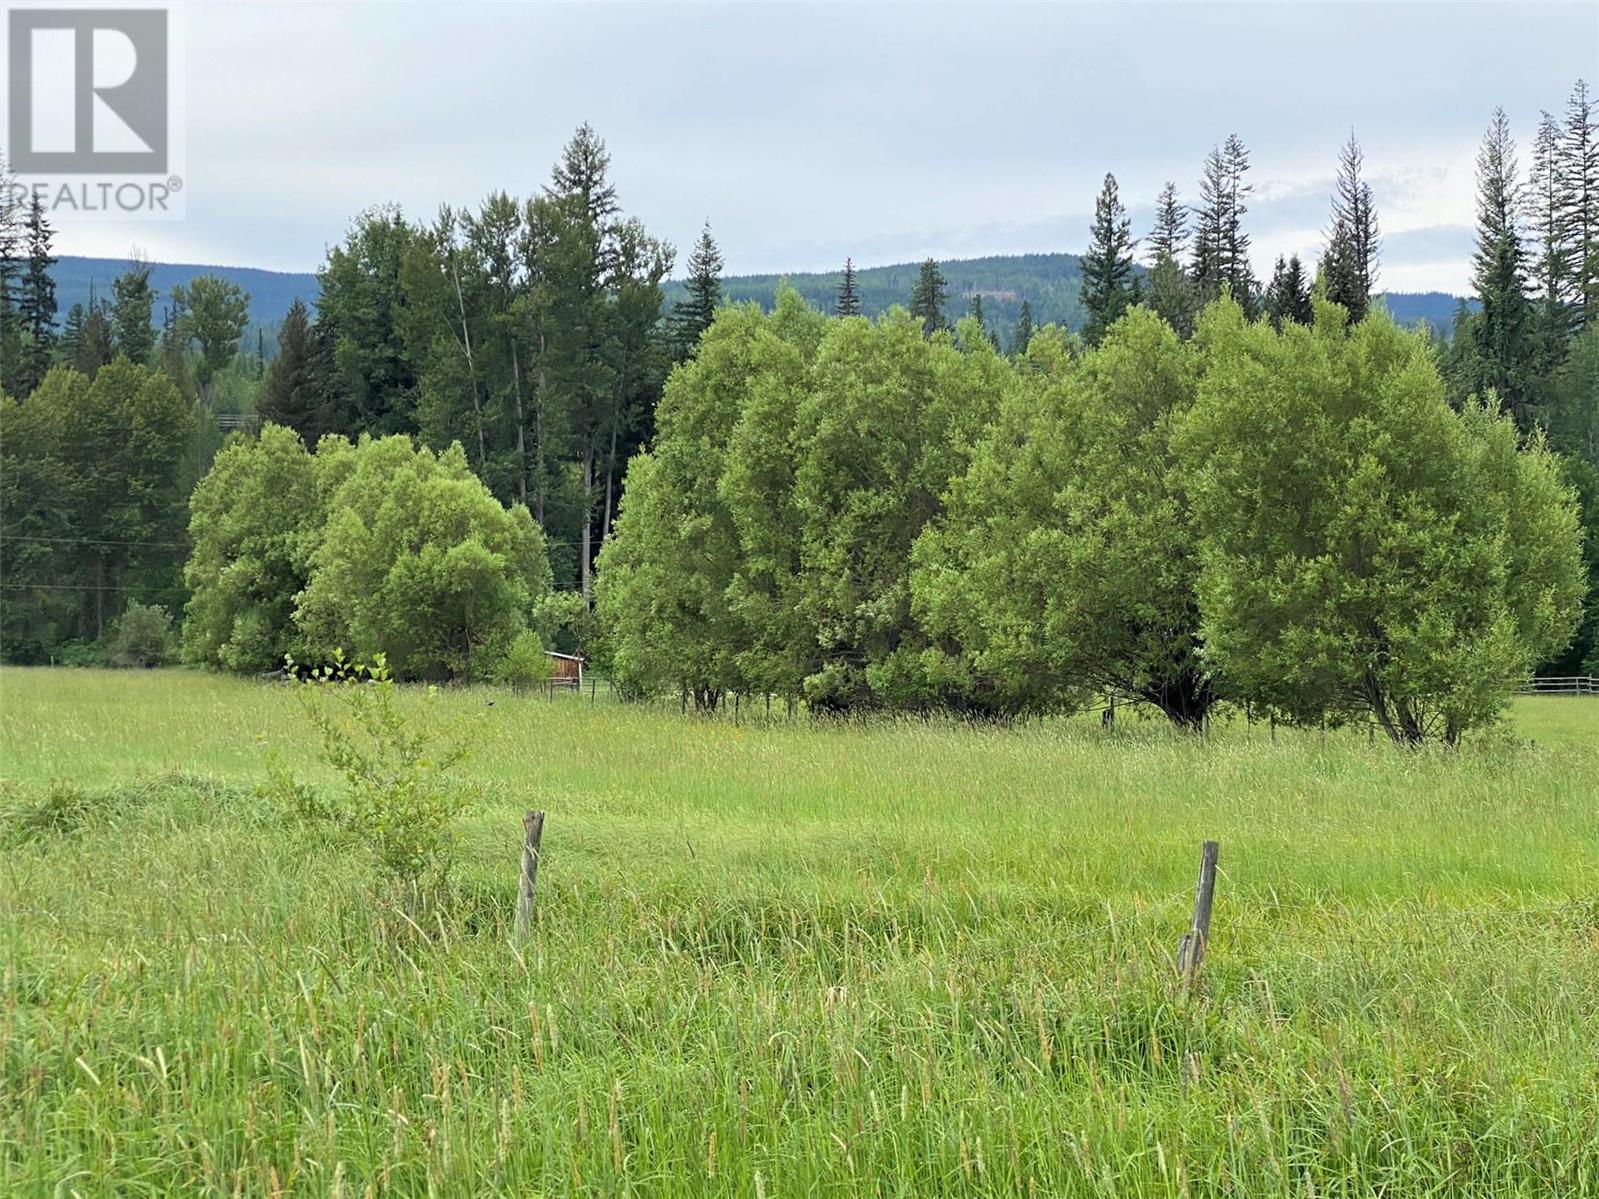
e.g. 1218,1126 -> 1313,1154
105,602 -> 175,668
1,779 -> 105,846
278,650 -> 478,888
492,629 -> 554,693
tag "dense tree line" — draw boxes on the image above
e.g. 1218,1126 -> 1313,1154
287,125 -> 677,596
596,290 -> 1584,743
5,87 -> 1595,708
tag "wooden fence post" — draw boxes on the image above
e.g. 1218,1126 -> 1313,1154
1177,840 -> 1219,984
515,810 -> 546,938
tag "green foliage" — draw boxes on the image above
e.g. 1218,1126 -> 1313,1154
492,629 -> 554,693
0,779 -> 101,847
596,304 -> 769,708
1079,173 -> 1137,345
278,652 -> 476,887
915,308 -> 1213,725
0,362 -> 196,661
907,258 -> 948,337
257,298 -> 328,443
1321,132 -> 1379,323
792,311 -> 1011,709
1179,297 -> 1586,744
110,261 -> 156,366
104,601 -> 174,668
171,275 -> 250,405
182,424 -> 329,672
670,223 -> 723,360
296,436 -> 551,681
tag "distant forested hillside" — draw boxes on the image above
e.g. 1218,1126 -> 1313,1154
50,256 -> 319,346
52,252 -> 1463,349
665,252 -> 1091,340
1376,291 -> 1478,335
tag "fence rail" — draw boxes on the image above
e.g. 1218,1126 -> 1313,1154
1519,676 -> 1598,696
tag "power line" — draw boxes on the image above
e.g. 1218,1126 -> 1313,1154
0,533 -> 190,549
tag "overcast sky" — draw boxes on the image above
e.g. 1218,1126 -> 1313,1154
47,1 -> 1599,295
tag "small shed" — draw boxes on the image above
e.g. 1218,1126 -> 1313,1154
545,651 -> 585,688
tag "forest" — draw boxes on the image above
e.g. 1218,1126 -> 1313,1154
2,81 -> 1596,744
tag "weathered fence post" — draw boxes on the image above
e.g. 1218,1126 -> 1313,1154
515,809 -> 546,938
1176,839 -> 1219,984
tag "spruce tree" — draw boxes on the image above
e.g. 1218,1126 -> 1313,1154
111,260 -> 157,366
0,157 -> 21,395
1265,255 -> 1312,329
1322,131 -> 1380,322
1013,300 -> 1034,355
1218,134 -> 1258,315
257,298 -> 326,443
58,303 -> 87,364
74,299 -> 115,379
836,257 -> 862,316
16,195 -> 57,394
1148,182 -> 1187,262
908,258 -> 948,337
1192,136 -> 1258,315
1079,172 -> 1137,345
1469,108 -> 1538,429
670,223 -> 723,361
1557,79 -> 1599,331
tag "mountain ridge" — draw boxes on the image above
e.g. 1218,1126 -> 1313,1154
48,253 -> 1470,343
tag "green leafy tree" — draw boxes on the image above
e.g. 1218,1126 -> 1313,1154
171,275 -> 250,408
183,423 -> 332,672
595,305 -> 769,707
908,258 -> 948,337
793,311 -> 1011,709
915,308 -> 1214,726
719,289 -> 832,700
1179,297 -> 1585,744
1079,173 -> 1137,345
295,436 -> 550,681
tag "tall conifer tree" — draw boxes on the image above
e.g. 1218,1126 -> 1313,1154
909,258 -> 948,336
1079,172 -> 1137,345
1468,108 -> 1537,428
671,223 -> 723,360
111,260 -> 157,366
1322,131 -> 1380,322
836,257 -> 862,316
1558,79 -> 1599,330
1012,300 -> 1034,355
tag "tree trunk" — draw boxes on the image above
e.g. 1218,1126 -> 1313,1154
450,262 -> 487,471
534,334 -> 547,526
510,334 -> 528,508
581,442 -> 594,599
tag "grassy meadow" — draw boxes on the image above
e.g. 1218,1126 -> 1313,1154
2,666 -> 1598,1196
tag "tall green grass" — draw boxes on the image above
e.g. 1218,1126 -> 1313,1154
3,668 -> 1597,1195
